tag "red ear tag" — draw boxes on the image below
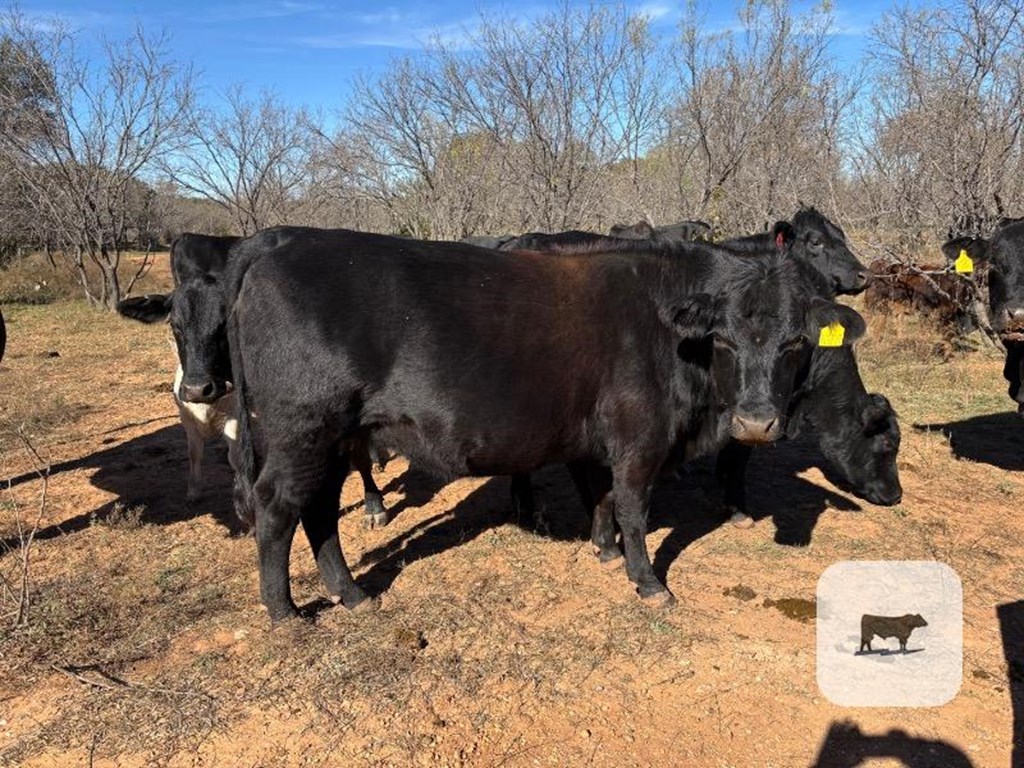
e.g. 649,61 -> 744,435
775,232 -> 785,249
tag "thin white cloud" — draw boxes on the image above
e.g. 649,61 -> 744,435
637,3 -> 676,23
196,1 -> 326,24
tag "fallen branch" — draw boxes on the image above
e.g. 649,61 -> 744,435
51,663 -> 214,700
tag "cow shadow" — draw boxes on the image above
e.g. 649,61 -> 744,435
810,720 -> 974,767
350,434 -> 867,597
997,600 -> 1024,768
0,424 -> 248,550
650,435 -> 864,579
854,648 -> 925,656
914,412 -> 1024,471
354,465 -> 595,596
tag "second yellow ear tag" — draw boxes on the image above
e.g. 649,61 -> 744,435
818,322 -> 845,348
955,249 -> 974,274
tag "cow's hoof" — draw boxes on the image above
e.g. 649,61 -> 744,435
268,608 -> 302,627
349,594 -> 379,614
640,590 -> 676,609
599,554 -> 625,571
728,511 -> 755,529
363,511 -> 390,530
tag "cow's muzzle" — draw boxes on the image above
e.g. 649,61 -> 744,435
179,379 -> 232,404
730,413 -> 781,445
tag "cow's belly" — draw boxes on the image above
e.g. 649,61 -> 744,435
365,407 -> 590,479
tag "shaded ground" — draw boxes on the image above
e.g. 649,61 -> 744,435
0,279 -> 1019,767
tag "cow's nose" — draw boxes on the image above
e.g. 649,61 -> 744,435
857,270 -> 871,287
730,414 -> 780,444
180,380 -> 219,403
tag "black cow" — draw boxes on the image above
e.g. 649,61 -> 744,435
0,306 -> 5,363
513,225 -> 895,532
460,234 -> 516,249
585,347 -> 900,559
860,613 -> 927,653
116,233 -> 388,525
944,221 -> 1024,412
721,208 -> 869,297
609,219 -> 713,242
222,227 -> 865,622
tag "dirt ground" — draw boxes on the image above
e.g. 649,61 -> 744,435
0,254 -> 1020,767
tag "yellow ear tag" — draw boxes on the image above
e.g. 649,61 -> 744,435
955,249 -> 974,274
818,322 -> 845,348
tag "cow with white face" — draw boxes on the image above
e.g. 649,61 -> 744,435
117,232 -> 389,525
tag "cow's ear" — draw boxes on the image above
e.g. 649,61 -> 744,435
672,293 -> 717,340
861,394 -> 895,436
773,221 -> 795,250
117,293 -> 174,324
632,220 -> 656,238
941,236 -> 988,265
806,298 -> 866,346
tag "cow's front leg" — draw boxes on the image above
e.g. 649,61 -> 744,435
178,401 -> 206,505
716,440 -> 755,528
253,467 -> 303,623
611,463 -> 674,607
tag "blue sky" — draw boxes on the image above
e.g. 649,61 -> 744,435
16,0 -> 894,111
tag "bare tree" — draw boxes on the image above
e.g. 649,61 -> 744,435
672,0 -> 859,233
336,2 -> 665,238
853,0 -> 1024,244
0,11 -> 195,309
168,85 -> 315,236
0,429 -> 49,628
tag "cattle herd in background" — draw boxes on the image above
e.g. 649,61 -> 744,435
0,207 -> 1015,623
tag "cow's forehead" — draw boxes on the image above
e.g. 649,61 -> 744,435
171,279 -> 226,322
794,208 -> 846,241
717,260 -> 808,334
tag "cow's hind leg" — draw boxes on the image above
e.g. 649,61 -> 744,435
301,452 -> 370,611
612,463 -> 673,607
568,462 -> 620,568
352,443 -> 388,529
510,473 -> 549,532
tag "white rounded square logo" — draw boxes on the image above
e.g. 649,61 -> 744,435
816,561 -> 962,707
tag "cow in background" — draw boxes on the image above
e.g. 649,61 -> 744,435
944,219 -> 1024,412
609,219 -> 713,242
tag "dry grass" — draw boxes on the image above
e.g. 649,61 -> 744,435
0,283 -> 1019,766
0,250 -> 170,306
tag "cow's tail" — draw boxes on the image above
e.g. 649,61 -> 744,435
226,271 -> 259,531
